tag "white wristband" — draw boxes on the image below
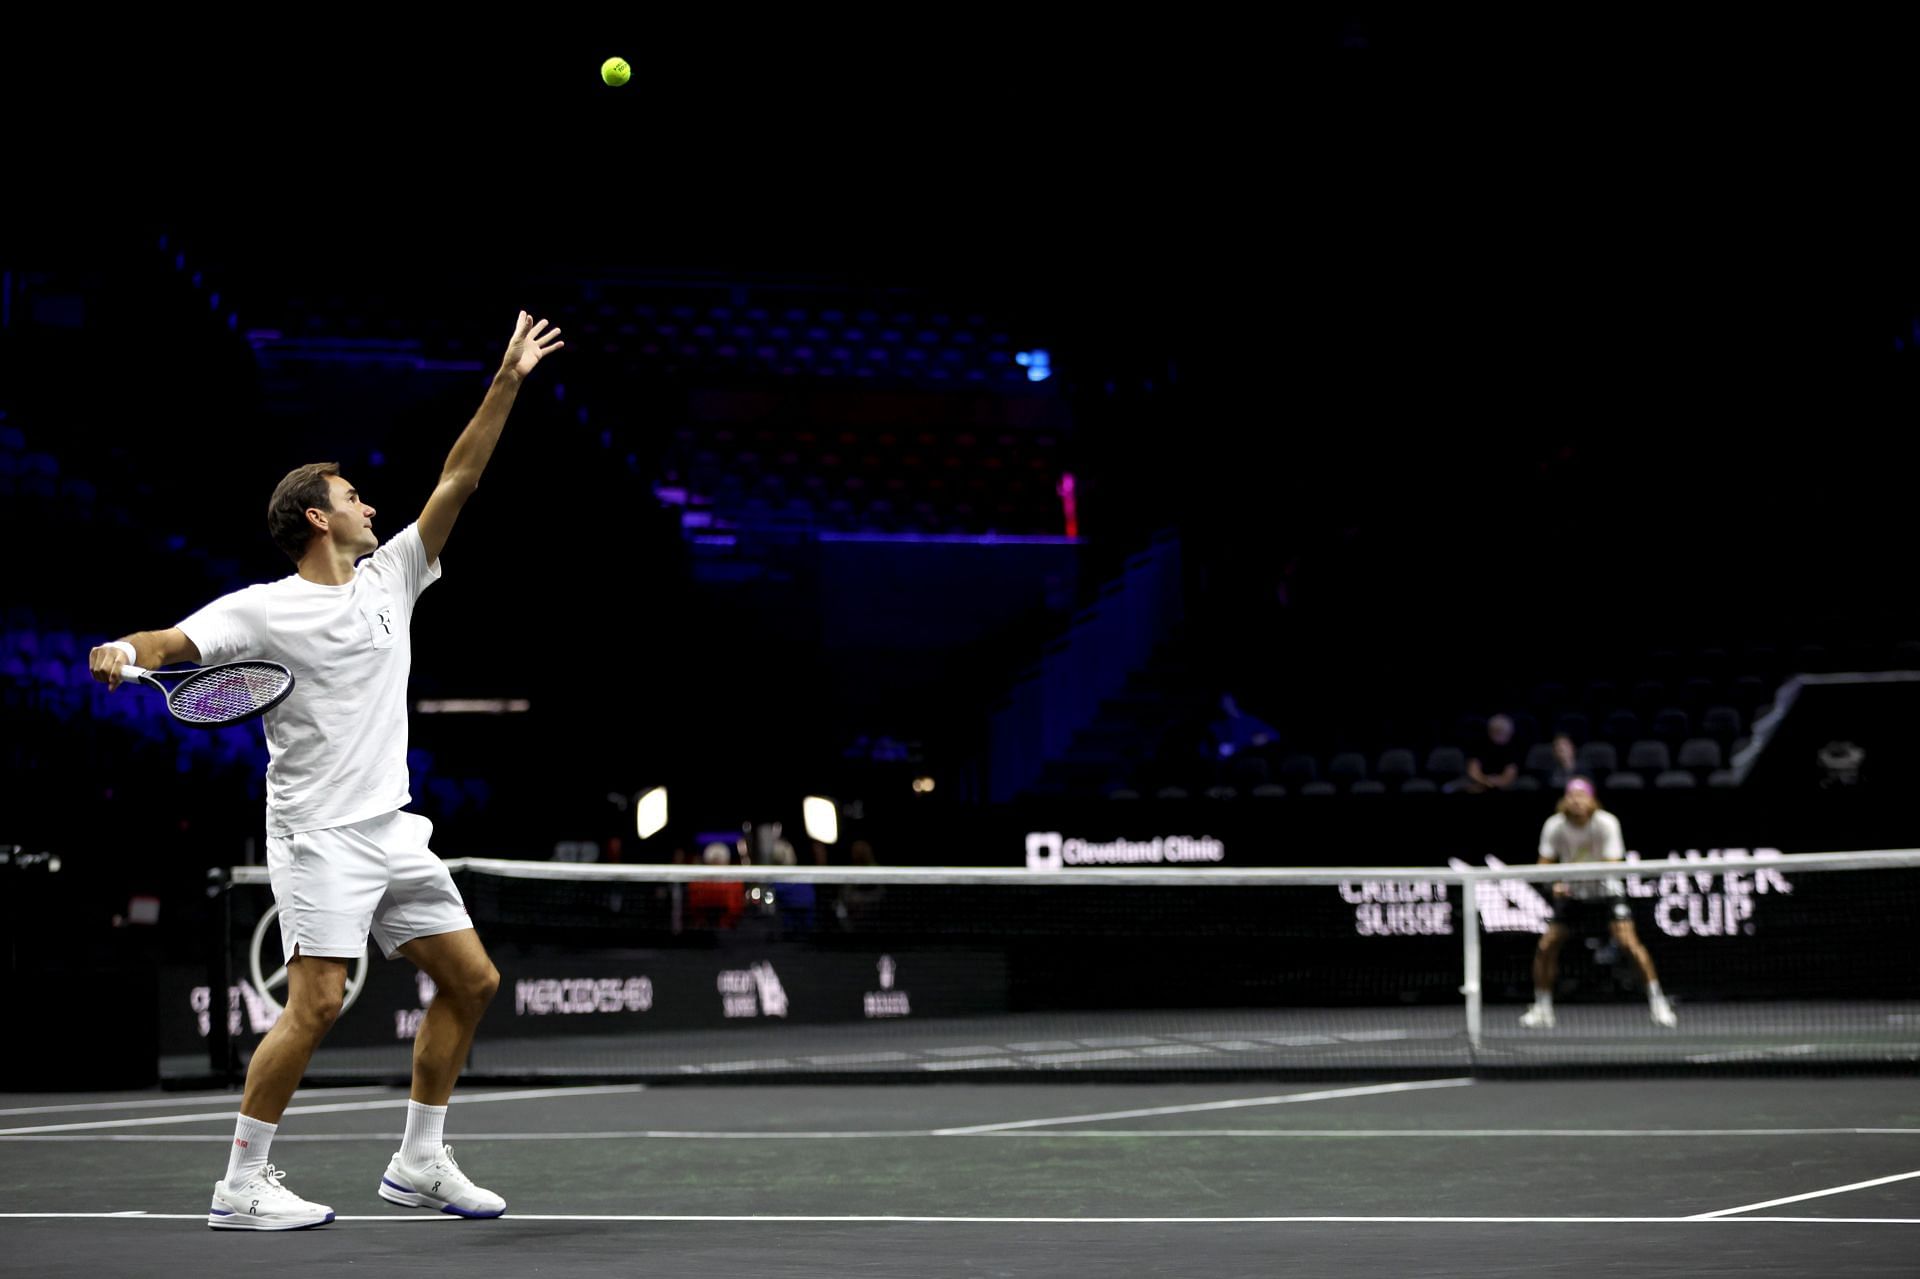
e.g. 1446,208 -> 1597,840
106,640 -> 137,663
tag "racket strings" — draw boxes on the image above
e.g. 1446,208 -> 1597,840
172,663 -> 292,725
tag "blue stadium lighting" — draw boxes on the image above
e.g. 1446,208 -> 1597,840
1017,349 -> 1052,382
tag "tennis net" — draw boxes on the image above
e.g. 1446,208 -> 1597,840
179,849 -> 1920,1080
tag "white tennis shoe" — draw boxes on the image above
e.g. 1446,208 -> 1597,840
1518,1003 -> 1556,1030
208,1164 -> 334,1230
378,1145 -> 506,1218
1650,996 -> 1679,1028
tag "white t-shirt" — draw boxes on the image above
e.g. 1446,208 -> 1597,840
178,522 -> 441,836
1538,809 -> 1626,899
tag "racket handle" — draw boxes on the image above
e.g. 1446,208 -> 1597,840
120,664 -> 151,679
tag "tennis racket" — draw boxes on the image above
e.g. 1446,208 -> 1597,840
119,661 -> 295,727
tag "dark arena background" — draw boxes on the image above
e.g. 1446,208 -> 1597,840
3,15 -> 1919,1277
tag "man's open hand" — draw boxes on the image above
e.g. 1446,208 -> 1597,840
500,311 -> 564,381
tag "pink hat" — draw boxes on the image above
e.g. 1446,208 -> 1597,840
1565,776 -> 1595,796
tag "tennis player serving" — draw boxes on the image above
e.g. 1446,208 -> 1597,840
88,311 -> 562,1230
1521,777 -> 1678,1030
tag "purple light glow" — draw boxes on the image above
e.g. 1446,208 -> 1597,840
817,532 -> 1081,546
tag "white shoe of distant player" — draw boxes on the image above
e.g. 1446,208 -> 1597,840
1518,1003 -> 1556,1030
1650,996 -> 1679,1028
208,1164 -> 334,1230
378,1145 -> 506,1218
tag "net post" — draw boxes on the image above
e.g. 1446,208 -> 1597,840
1459,869 -> 1482,1058
205,865 -> 237,1084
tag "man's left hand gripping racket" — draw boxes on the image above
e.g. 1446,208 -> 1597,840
119,661 -> 295,727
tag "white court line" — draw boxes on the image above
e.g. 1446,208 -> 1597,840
919,1059 -> 1023,1072
1690,1168 -> 1920,1219
1025,1050 -> 1140,1066
0,1212 -> 1915,1225
1687,1045 -> 1823,1065
979,1128 -> 1920,1140
932,1078 -> 1474,1135
0,1086 -> 393,1118
0,1085 -> 644,1136
6,1126 -> 1920,1144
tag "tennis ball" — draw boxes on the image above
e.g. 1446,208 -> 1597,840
601,56 -> 632,88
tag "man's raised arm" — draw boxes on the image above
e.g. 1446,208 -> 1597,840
418,310 -> 564,562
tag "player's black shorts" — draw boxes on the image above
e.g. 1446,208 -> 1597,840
1552,895 -> 1632,930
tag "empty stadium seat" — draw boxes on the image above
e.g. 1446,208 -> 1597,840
1701,705 -> 1743,744
1278,753 -> 1319,787
1626,740 -> 1671,773
1576,741 -> 1618,779
1425,746 -> 1466,785
1377,749 -> 1417,787
1676,738 -> 1723,773
1327,752 -> 1368,787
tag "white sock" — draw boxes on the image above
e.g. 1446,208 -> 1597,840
1647,981 -> 1666,1003
1533,991 -> 1554,1011
402,1100 -> 448,1166
225,1114 -> 276,1184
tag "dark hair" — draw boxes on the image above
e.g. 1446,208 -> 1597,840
267,462 -> 340,564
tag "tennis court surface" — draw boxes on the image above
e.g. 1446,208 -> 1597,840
3,1076 -> 1915,1277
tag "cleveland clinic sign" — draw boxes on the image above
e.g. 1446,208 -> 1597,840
1026,831 -> 1227,869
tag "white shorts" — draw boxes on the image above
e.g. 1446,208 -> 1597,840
265,810 -> 471,961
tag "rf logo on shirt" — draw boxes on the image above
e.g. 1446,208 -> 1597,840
367,601 -> 397,649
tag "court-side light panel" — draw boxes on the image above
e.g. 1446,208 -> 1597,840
802,796 -> 839,844
636,786 -> 669,840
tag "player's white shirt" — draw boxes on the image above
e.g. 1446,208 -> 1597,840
178,523 -> 440,836
1538,809 -> 1626,899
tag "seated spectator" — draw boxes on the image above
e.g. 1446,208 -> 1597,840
765,837 -> 817,933
835,839 -> 887,931
1462,713 -> 1521,793
1545,733 -> 1578,791
686,841 -> 744,930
